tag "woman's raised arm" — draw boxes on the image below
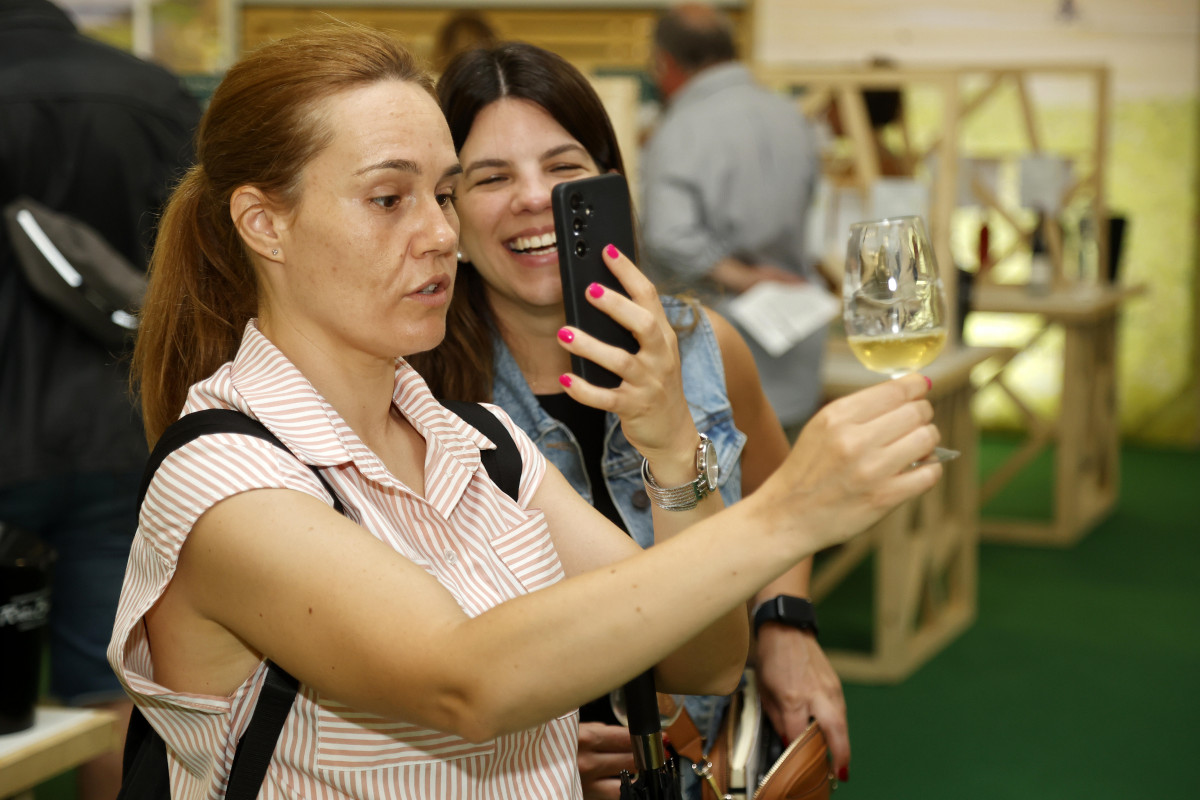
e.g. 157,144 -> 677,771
153,374 -> 938,744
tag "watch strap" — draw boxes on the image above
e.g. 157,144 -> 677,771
752,595 -> 819,639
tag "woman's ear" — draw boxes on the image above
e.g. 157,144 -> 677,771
230,185 -> 285,262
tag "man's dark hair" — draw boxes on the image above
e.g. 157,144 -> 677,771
653,4 -> 737,71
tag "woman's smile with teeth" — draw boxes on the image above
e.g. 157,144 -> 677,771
508,231 -> 557,254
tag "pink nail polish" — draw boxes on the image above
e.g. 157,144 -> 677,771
557,327 -> 574,343
604,243 -> 619,259
587,282 -> 604,299
923,375 -> 933,390
559,374 -> 572,388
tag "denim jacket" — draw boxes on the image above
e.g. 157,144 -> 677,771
491,296 -> 747,750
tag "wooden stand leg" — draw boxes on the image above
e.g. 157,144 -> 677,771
821,383 -> 979,683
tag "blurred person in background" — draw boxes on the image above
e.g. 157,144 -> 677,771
432,10 -> 499,74
640,3 -> 826,439
0,1 -> 201,797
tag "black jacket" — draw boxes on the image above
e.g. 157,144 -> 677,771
0,0 -> 201,484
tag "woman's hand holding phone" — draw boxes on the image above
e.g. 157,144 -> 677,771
556,244 -> 701,470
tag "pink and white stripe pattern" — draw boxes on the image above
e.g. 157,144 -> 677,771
109,322 -> 581,799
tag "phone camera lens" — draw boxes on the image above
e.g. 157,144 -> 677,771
569,193 -> 584,210
572,217 -> 586,233
575,241 -> 588,257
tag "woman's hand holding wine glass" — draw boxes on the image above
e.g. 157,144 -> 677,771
843,216 -> 961,467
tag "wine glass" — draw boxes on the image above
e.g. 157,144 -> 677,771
843,215 -> 960,466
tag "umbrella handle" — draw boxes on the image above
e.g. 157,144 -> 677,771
622,670 -> 662,737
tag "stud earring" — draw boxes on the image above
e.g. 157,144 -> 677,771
456,251 -> 466,262
271,249 -> 279,256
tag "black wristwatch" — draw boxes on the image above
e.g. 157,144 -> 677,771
752,595 -> 819,639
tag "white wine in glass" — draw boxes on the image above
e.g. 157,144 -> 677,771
844,215 -> 959,465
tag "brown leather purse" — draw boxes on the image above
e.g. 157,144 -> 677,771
745,721 -> 836,800
666,672 -> 836,800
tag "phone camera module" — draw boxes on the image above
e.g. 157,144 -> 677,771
574,241 -> 588,257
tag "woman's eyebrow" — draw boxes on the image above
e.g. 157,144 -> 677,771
355,158 -> 420,176
540,143 -> 588,160
462,157 -> 508,177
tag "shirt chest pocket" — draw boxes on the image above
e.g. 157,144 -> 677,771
314,697 -> 497,770
486,509 -> 565,595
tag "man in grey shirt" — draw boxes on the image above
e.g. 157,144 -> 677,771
640,2 -> 826,431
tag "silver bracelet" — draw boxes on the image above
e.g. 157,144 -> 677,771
641,458 -> 705,511
640,434 -> 718,512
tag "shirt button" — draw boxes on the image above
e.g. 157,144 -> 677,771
444,549 -> 458,565
631,489 -> 650,510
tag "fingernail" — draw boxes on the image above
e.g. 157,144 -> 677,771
559,374 -> 572,388
587,282 -> 604,298
604,243 -> 619,259
923,375 -> 932,390
557,327 -> 574,343
838,766 -> 849,782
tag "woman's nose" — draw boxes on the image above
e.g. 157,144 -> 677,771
414,199 -> 458,258
511,174 -> 552,214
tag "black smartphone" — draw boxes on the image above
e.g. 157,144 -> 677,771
551,173 -> 640,389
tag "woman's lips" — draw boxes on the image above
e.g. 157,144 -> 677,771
407,275 -> 450,305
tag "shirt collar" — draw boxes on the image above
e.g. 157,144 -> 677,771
228,321 -> 493,474
669,62 -> 754,110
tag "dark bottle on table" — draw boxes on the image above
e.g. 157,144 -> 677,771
0,522 -> 55,734
1029,212 -> 1052,296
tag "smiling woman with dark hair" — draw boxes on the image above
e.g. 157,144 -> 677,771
410,41 -> 924,797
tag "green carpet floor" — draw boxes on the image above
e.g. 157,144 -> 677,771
816,439 -> 1200,799
33,440 -> 1200,799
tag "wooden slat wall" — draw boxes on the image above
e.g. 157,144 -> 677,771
240,6 -> 747,72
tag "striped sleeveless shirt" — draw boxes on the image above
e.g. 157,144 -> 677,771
108,321 -> 582,799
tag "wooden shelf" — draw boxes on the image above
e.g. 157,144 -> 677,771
0,707 -> 120,797
973,284 -> 1142,546
816,343 -> 999,682
972,282 -> 1144,322
755,62 -> 1113,344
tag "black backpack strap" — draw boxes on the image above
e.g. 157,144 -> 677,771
224,662 -> 300,800
123,404 -> 518,798
116,707 -> 170,800
139,408 -> 343,514
442,401 -> 522,502
126,408 -> 341,799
